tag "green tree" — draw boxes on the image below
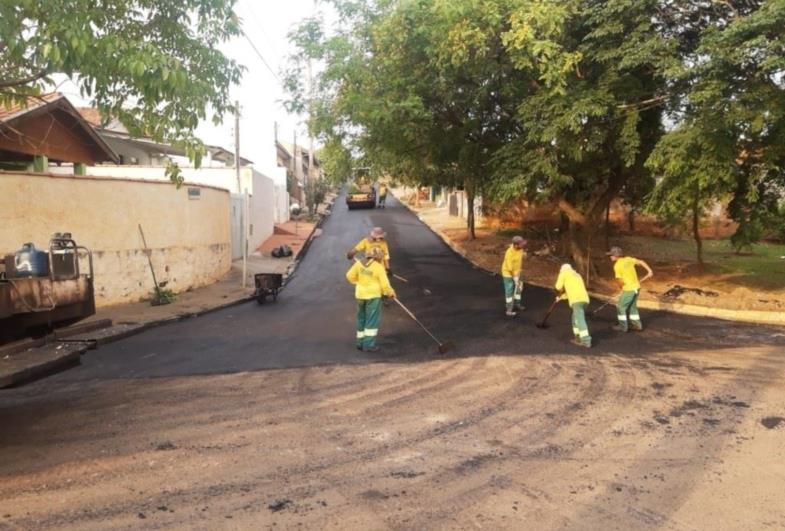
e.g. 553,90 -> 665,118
489,0 -> 674,274
305,178 -> 328,217
645,123 -> 735,266
286,0 -> 532,239
656,1 -> 785,252
0,0 -> 244,180
317,137 -> 354,186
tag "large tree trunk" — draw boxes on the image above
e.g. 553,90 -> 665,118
558,179 -> 623,280
466,181 -> 476,240
565,221 -> 600,285
692,197 -> 704,269
628,209 -> 636,232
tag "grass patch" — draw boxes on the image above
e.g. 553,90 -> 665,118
617,236 -> 785,291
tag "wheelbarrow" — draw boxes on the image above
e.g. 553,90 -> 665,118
254,273 -> 283,304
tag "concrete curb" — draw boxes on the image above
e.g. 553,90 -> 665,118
400,201 -> 785,328
1,343 -> 84,388
72,294 -> 257,347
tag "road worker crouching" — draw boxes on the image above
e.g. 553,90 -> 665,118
346,247 -> 396,352
554,263 -> 592,348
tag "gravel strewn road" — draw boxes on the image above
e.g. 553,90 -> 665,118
1,193 -> 783,530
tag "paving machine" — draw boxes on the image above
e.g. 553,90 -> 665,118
0,233 -> 95,344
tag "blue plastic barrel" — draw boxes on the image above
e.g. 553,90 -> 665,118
13,243 -> 49,277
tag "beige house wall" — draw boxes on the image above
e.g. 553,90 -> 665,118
0,171 -> 231,307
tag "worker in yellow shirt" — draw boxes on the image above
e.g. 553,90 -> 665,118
347,227 -> 391,271
501,235 -> 526,316
378,182 -> 388,208
554,264 -> 591,348
346,247 -> 396,352
606,246 -> 653,332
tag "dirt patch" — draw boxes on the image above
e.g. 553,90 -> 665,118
405,201 -> 785,313
267,499 -> 293,512
661,285 -> 719,300
361,489 -> 389,501
390,471 -> 425,479
761,417 -> 785,430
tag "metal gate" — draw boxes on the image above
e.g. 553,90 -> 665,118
230,194 -> 244,260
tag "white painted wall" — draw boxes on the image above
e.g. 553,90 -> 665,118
50,164 -> 279,251
249,170 -> 275,250
267,167 -> 290,224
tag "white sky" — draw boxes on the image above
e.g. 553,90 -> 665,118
195,0 -> 326,175
56,0 -> 326,175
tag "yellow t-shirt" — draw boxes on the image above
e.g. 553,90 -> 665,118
555,269 -> 590,306
501,245 -> 524,278
346,260 -> 395,300
614,256 -> 641,291
354,238 -> 390,261
379,185 -> 388,196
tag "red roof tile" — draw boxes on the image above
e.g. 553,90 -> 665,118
0,93 -> 64,123
76,107 -> 103,126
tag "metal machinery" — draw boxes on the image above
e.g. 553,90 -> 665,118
346,167 -> 376,210
0,234 -> 95,344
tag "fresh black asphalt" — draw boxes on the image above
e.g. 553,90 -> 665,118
40,193 -> 785,382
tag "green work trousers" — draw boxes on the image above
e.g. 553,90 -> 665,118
356,297 -> 383,349
571,302 -> 592,347
502,277 -> 522,311
617,289 -> 642,332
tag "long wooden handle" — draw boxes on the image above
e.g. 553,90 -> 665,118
543,298 -> 560,318
394,298 -> 443,345
138,224 -> 160,290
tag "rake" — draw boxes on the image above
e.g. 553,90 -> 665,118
393,298 -> 454,354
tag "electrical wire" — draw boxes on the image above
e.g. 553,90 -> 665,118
241,29 -> 281,84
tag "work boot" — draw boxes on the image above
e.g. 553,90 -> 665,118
364,346 -> 380,353
570,338 -> 591,348
630,325 -> 643,332
505,310 -> 517,317
514,305 -> 525,312
612,324 -> 628,333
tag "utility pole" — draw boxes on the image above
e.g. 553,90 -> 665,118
293,130 -> 299,206
307,58 -> 315,188
235,102 -> 242,193
235,101 -> 247,289
306,0 -> 318,200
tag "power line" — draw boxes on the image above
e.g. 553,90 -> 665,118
243,3 -> 279,59
241,29 -> 281,84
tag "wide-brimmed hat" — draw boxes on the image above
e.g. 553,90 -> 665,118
606,246 -> 623,257
560,263 -> 574,273
512,235 -> 526,245
370,227 -> 386,239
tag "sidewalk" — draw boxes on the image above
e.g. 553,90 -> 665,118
80,254 -> 288,334
395,188 -> 785,327
78,192 -> 338,337
1,192 -> 336,387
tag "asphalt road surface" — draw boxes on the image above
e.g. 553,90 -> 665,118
1,192 -> 784,530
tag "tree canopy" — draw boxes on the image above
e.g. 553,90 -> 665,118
0,0 -> 244,168
288,0 -> 785,266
